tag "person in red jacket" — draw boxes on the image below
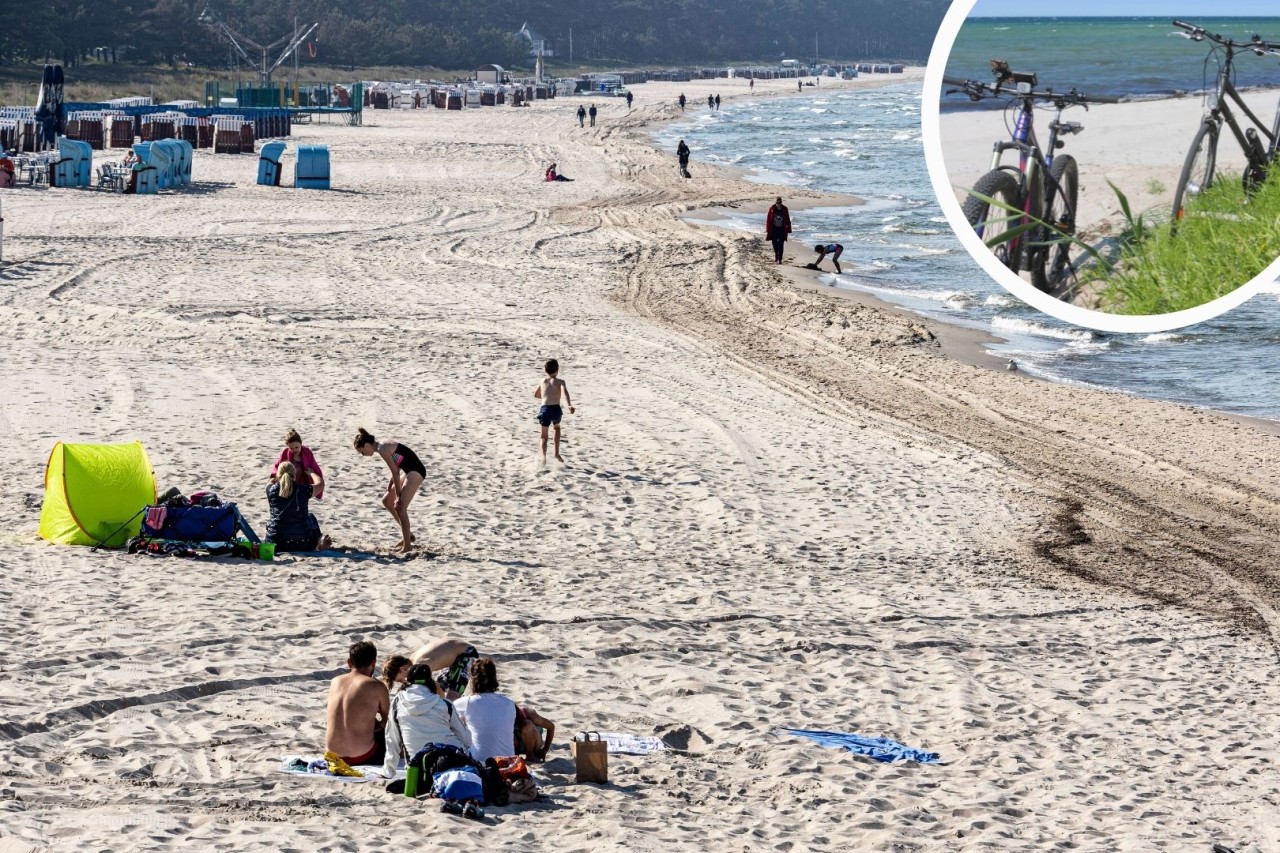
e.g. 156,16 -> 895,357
765,197 -> 792,264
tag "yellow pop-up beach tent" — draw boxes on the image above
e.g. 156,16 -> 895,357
38,441 -> 156,547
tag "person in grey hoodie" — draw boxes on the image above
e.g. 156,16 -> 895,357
380,664 -> 472,778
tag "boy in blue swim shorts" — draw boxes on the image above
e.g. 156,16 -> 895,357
534,358 -> 575,464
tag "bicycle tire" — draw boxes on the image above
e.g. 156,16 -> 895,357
1172,121 -> 1218,229
1032,155 -> 1079,294
962,169 -> 1025,273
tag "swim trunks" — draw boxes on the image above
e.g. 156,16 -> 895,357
341,730 -> 386,767
536,405 -> 563,427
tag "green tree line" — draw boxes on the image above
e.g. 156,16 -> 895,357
0,1 -> 945,71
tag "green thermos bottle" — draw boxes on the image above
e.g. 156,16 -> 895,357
404,765 -> 421,797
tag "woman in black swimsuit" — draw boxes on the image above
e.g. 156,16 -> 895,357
354,427 -> 425,552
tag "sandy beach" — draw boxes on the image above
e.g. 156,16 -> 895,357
3,71 -> 1280,851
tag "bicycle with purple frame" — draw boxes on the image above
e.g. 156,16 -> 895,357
944,60 -> 1117,296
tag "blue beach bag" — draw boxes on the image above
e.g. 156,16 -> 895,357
432,768 -> 484,802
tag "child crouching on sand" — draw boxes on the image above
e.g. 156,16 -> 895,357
534,359 -> 575,464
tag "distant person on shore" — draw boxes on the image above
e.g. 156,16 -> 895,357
271,428 -> 324,500
265,461 -> 330,552
625,90 -> 634,110
545,162 -> 573,182
353,427 -> 425,553
749,77 -> 755,91
766,197 -> 792,264
678,93 -> 686,111
577,104 -> 586,127
707,94 -> 714,109
676,139 -> 691,178
534,358 -> 575,465
812,242 -> 844,274
588,103 -> 598,126
798,79 -> 803,92
325,641 -> 389,767
714,94 -> 721,110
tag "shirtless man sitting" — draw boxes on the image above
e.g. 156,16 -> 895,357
325,641 -> 389,766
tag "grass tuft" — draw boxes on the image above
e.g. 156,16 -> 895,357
1095,174 -> 1280,314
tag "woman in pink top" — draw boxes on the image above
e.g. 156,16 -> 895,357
271,428 -> 325,500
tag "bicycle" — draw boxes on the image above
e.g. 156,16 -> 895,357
944,60 -> 1116,294
1169,21 -> 1280,226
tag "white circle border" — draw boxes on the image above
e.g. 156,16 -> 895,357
920,0 -> 1279,334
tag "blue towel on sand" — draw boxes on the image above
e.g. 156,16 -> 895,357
780,728 -> 941,764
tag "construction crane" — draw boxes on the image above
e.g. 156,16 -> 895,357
198,4 -> 318,89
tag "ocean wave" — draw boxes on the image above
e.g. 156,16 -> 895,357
1142,332 -> 1188,344
983,294 -> 1016,307
992,315 -> 1095,342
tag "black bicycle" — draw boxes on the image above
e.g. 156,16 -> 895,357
944,61 -> 1116,294
1170,21 -> 1280,225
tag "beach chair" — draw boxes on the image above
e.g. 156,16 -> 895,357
257,140 -> 287,186
295,144 -> 330,190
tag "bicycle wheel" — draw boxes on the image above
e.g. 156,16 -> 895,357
962,169 -> 1025,273
1172,121 -> 1218,228
1032,155 -> 1079,293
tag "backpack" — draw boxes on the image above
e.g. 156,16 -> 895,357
495,756 -> 537,804
773,209 -> 785,228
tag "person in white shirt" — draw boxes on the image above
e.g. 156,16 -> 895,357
453,658 -> 517,762
380,664 -> 471,778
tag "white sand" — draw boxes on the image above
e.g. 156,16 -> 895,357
1,73 -> 1280,851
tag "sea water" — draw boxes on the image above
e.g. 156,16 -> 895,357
654,82 -> 1280,421
944,17 -> 1280,108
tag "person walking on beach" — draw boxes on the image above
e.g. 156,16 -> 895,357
534,358 -> 575,465
798,79 -> 803,92
576,105 -> 585,127
813,242 -> 844,274
588,103 -> 597,126
766,197 -> 791,264
354,427 -> 426,552
625,90 -> 634,110
707,94 -> 714,109
678,93 -> 686,111
325,641 -> 389,767
676,139 -> 691,178
714,93 -> 721,110
749,77 -> 755,91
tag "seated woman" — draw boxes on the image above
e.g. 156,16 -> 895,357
454,658 -> 518,762
265,461 -> 330,552
380,664 -> 472,779
545,163 -> 573,182
271,428 -> 325,499
515,704 -> 556,762
382,654 -> 412,697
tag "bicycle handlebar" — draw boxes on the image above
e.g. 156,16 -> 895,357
1170,20 -> 1280,54
942,76 -> 1119,105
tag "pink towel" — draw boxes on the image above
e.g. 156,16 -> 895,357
145,506 -> 167,531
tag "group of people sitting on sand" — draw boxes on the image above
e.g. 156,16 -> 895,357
325,638 -> 556,777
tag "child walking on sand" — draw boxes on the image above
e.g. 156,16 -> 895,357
534,359 -> 575,464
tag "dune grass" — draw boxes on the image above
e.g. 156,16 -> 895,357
1095,175 -> 1280,315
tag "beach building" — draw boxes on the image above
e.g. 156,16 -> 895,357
477,64 -> 505,85
516,23 -> 553,58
